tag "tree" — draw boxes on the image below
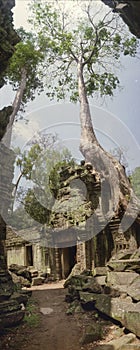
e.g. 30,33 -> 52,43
29,0 -> 139,225
12,133 -> 75,226
2,28 -> 44,147
131,167 -> 140,200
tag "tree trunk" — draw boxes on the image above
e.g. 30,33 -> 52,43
77,60 -> 139,228
2,68 -> 27,148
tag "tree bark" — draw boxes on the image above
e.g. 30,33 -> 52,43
77,59 -> 140,226
2,68 -> 27,148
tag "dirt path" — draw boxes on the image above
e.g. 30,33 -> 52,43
0,282 -> 129,350
1,283 -> 89,350
22,287 -> 81,350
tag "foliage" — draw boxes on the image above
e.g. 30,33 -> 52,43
131,167 -> 140,199
29,0 -> 139,102
110,146 -> 128,170
0,0 -> 19,87
14,134 -> 76,224
6,27 -> 44,104
24,189 -> 50,224
24,299 -> 40,327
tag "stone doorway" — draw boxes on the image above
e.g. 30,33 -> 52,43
61,246 -> 76,279
25,245 -> 33,266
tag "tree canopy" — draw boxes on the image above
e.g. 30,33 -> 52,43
29,0 -> 138,102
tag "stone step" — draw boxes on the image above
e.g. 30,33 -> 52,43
93,333 -> 136,350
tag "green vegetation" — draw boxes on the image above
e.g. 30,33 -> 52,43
24,299 -> 40,327
13,134 -> 76,225
29,1 -> 138,102
131,167 -> 140,199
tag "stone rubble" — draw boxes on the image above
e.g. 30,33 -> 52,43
64,248 -> 140,347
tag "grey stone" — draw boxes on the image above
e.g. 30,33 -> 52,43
9,264 -> 31,282
0,299 -> 24,328
93,334 -> 136,350
124,308 -> 140,338
94,267 -> 107,276
106,271 -> 138,287
40,307 -> 53,315
95,276 -> 106,286
121,346 -> 140,350
80,323 -> 102,344
127,276 -> 140,301
10,272 -> 31,288
32,277 -> 45,286
82,292 -> 140,337
107,333 -> 136,349
82,278 -> 103,294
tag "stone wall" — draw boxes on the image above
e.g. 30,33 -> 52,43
101,0 -> 140,38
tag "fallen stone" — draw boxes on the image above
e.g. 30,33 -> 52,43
95,276 -> 106,286
106,271 -> 138,287
121,345 -> 140,350
127,276 -> 140,301
80,323 -> 102,344
94,267 -> 108,276
81,292 -> 140,337
93,333 -> 136,350
32,277 -> 45,286
10,292 -> 29,306
10,272 -> 31,288
124,308 -> 140,338
9,264 -> 31,282
107,333 -> 136,349
104,285 -> 123,297
0,299 -> 24,328
82,278 -> 103,294
40,307 -> 53,315
28,268 -> 38,278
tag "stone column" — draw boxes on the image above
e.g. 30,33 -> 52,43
0,145 -> 24,328
55,248 -> 61,280
76,242 -> 86,272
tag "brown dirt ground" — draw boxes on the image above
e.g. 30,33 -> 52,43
0,281 -> 139,350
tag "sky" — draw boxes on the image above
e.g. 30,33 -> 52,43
1,0 -> 140,173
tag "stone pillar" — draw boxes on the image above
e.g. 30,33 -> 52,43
55,248 -> 61,280
76,242 -> 86,272
0,145 -> 24,328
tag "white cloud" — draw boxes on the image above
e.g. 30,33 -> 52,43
12,119 -> 40,149
13,0 -> 31,30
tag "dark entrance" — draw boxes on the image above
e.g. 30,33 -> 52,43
61,246 -> 76,279
26,245 -> 33,266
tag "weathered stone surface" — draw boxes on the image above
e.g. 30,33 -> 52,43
80,292 -> 140,337
93,333 -> 136,349
101,0 -> 140,38
94,267 -> 108,276
10,272 -> 31,288
127,276 -> 140,301
0,269 -> 14,301
106,271 -> 138,287
95,276 -> 106,286
124,309 -> 140,338
121,344 -> 140,350
121,346 -> 140,350
104,285 -> 122,297
0,309 -> 24,328
64,273 -> 90,289
0,299 -> 24,328
10,292 -> 29,306
107,249 -> 140,273
9,264 -> 32,282
82,278 -> 103,294
107,333 -> 136,349
32,277 -> 45,286
107,259 -> 140,273
80,323 -> 102,344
